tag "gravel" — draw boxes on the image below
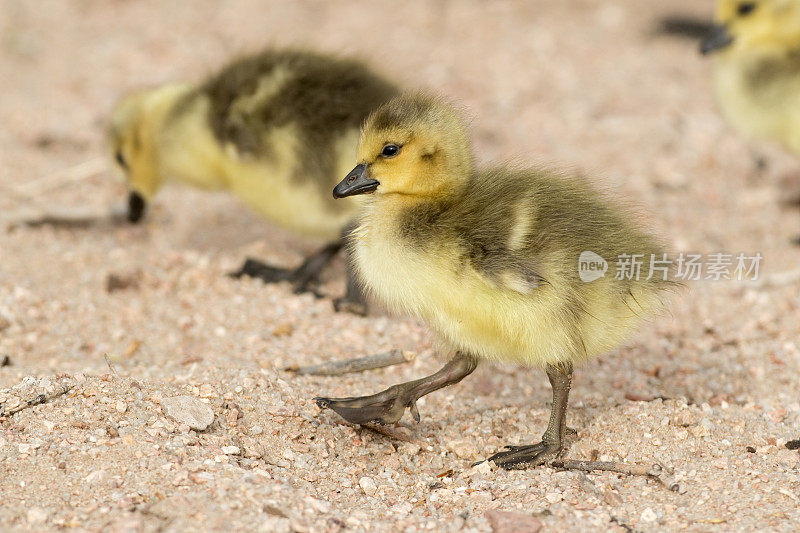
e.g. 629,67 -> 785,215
1,0 -> 799,531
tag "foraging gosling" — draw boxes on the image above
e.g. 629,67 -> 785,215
315,94 -> 676,468
108,49 -> 398,308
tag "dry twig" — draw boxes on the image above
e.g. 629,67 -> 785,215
16,157 -> 106,196
550,459 -> 682,492
2,205 -> 128,229
0,162 -> 127,228
21,208 -> 116,228
104,354 -> 119,377
0,383 -> 75,418
288,350 -> 415,376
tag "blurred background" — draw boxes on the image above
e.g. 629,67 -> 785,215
2,1 -> 798,252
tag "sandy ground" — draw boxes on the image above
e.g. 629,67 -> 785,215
2,0 -> 800,531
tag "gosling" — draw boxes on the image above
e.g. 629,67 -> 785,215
315,94 -> 676,468
701,0 -> 800,227
108,49 -> 398,310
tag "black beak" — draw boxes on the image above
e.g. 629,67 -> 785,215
333,164 -> 379,199
701,24 -> 734,55
127,191 -> 147,223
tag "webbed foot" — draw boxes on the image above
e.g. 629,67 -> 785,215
229,258 -> 293,283
229,258 -> 325,297
315,382 -> 421,425
315,352 -> 478,426
480,362 -> 574,470
485,441 -> 562,469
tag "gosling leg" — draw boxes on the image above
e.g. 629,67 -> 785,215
333,221 -> 368,315
332,257 -> 368,315
315,351 -> 478,425
486,361 -> 573,469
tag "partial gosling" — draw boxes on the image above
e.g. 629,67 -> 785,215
108,49 -> 398,310
701,0 -> 800,220
701,0 -> 800,151
315,94 -> 676,468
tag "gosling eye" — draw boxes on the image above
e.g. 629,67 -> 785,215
115,151 -> 128,170
737,2 -> 756,16
380,144 -> 400,158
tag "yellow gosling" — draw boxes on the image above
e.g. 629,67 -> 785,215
315,94 -> 678,468
702,1 -> 800,151
108,50 -> 398,310
701,0 -> 800,243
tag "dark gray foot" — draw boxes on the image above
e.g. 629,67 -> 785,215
485,441 -> 562,469
229,258 -> 325,297
230,241 -> 342,297
332,296 -> 367,316
315,383 -> 421,425
316,352 -> 478,426
229,258 -> 293,283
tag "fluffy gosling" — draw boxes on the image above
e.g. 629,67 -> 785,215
702,0 -> 800,150
108,49 -> 398,309
701,0 -> 800,242
315,94 -> 676,468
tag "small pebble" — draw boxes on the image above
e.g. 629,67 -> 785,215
26,508 -> 48,525
161,396 -> 214,431
485,509 -> 542,533
446,439 -> 478,459
359,477 -> 378,496
640,508 -> 657,522
85,470 -> 106,484
545,492 -> 562,504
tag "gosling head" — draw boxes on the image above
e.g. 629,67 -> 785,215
701,0 -> 800,56
333,93 -> 472,201
108,84 -> 186,223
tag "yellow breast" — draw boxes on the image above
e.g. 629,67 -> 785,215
713,56 -> 800,152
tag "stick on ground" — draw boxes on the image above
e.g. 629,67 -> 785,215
550,459 -> 682,492
287,350 -> 415,376
20,207 -> 128,228
0,383 -> 75,418
0,176 -> 128,228
16,157 -> 106,197
104,354 -> 119,377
